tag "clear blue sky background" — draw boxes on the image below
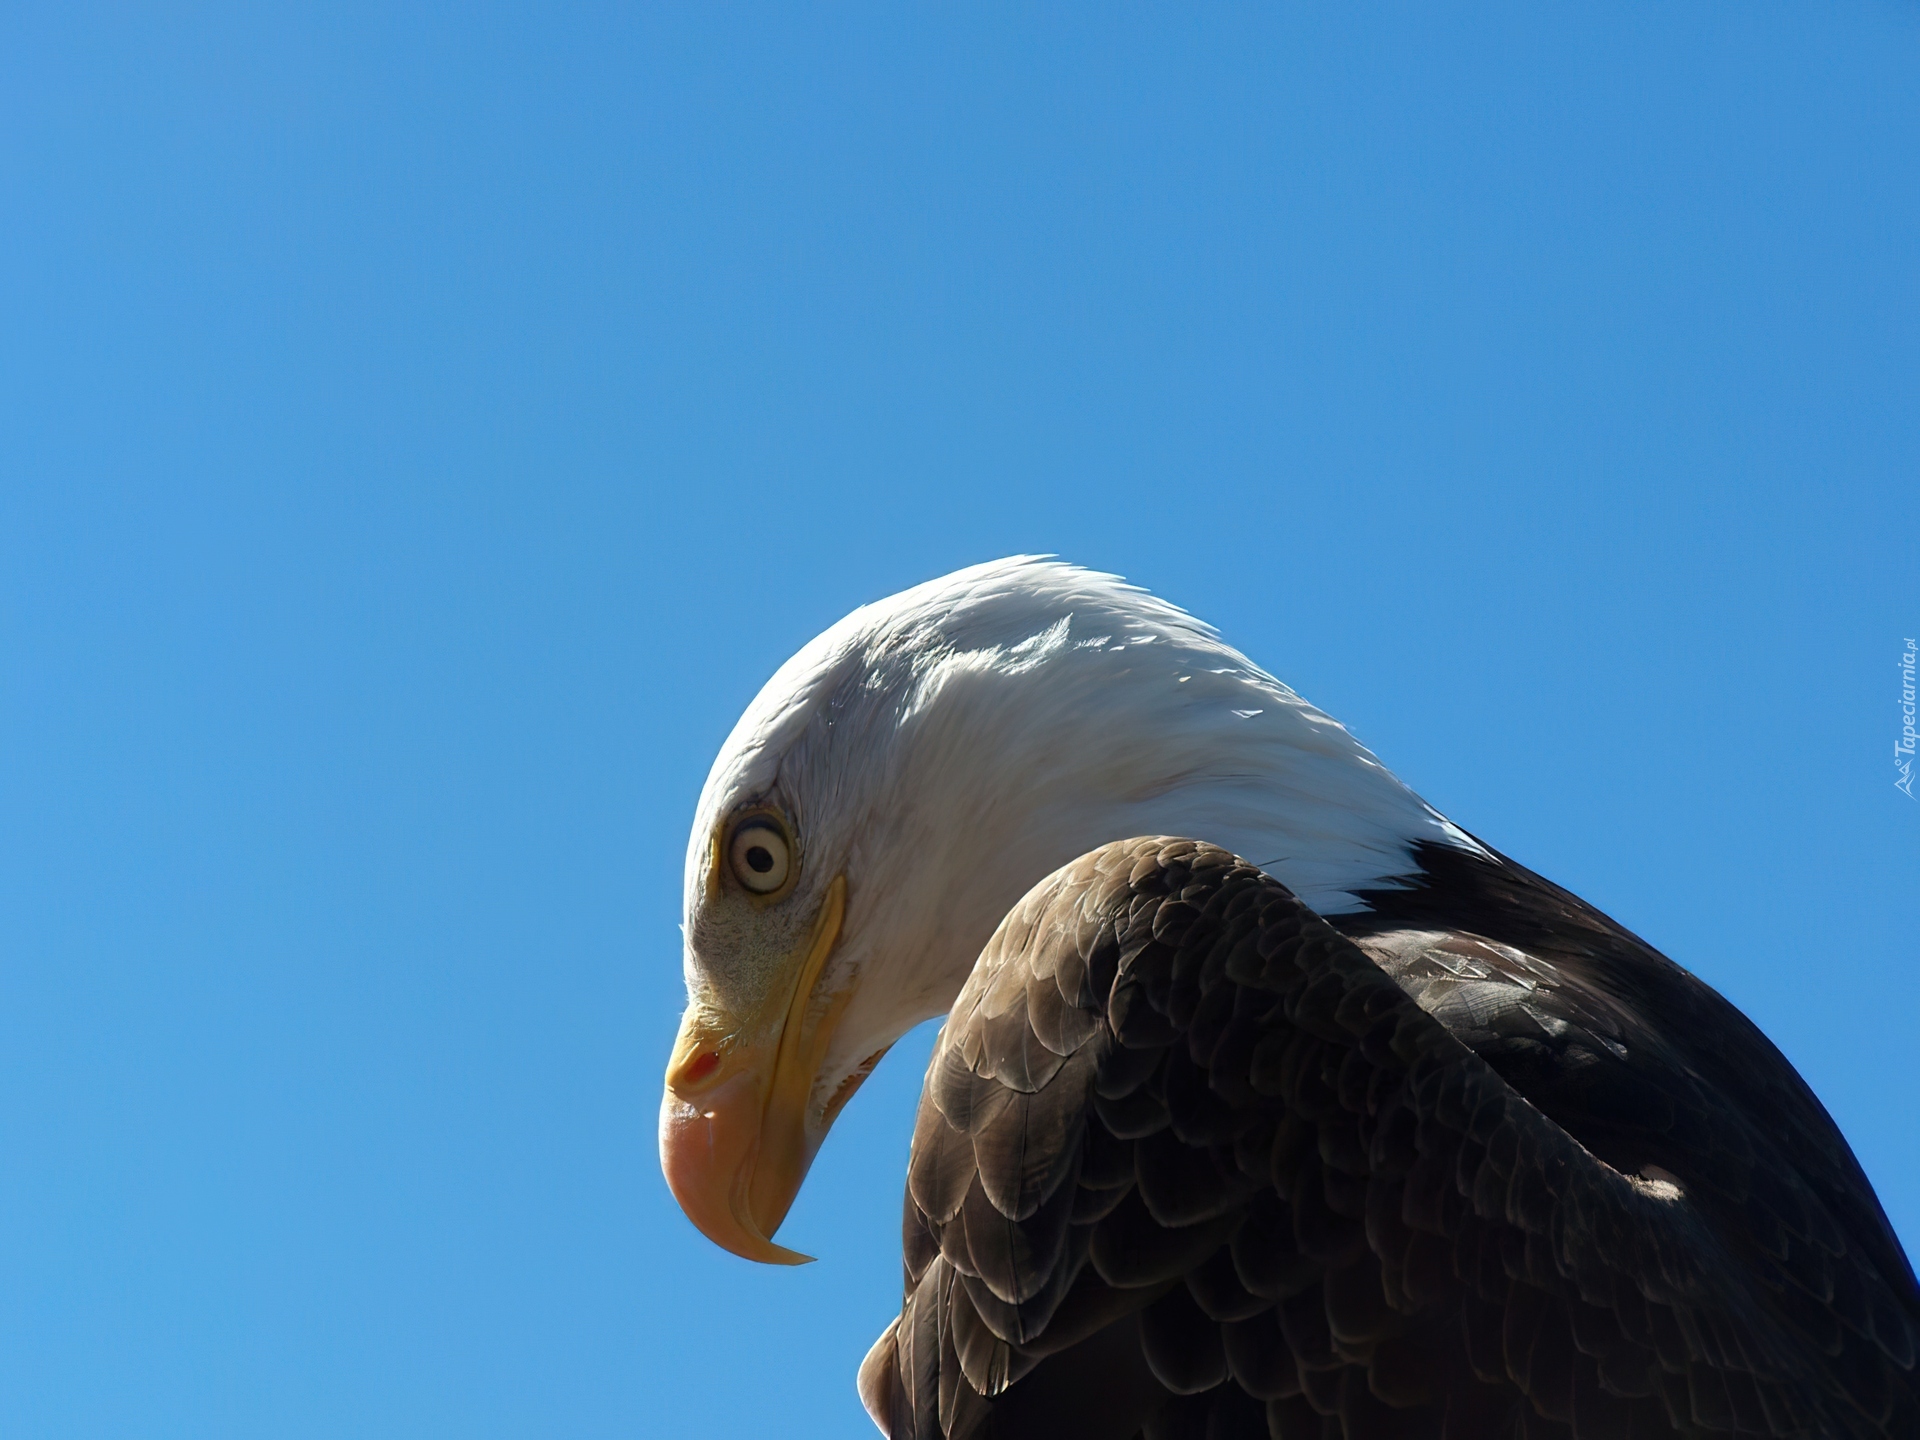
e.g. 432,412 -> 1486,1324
3,4 -> 1916,1436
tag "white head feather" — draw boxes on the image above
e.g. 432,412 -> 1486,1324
681,556 -> 1478,1121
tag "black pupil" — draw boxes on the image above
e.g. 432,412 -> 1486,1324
745,845 -> 774,874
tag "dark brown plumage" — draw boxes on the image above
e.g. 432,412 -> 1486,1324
857,838 -> 1920,1439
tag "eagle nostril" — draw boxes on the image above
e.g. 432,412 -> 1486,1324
674,1050 -> 721,1092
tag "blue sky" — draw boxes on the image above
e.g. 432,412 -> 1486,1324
2,4 -> 1916,1436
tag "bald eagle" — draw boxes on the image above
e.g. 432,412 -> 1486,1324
660,558 -> 1917,1439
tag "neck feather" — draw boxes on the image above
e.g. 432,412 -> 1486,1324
959,641 -> 1473,916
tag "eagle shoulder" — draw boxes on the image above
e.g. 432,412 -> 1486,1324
860,838 -> 1920,1440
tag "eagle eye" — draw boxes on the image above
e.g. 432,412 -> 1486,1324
728,819 -> 792,895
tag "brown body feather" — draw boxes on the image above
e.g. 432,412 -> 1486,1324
858,839 -> 1920,1440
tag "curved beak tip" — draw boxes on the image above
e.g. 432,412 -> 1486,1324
658,1082 -> 816,1266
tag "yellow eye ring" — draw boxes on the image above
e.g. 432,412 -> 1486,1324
728,817 -> 793,895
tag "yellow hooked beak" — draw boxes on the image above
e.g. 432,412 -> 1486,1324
658,875 -> 883,1264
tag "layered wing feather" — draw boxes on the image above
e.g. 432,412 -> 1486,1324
857,838 -> 1920,1440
